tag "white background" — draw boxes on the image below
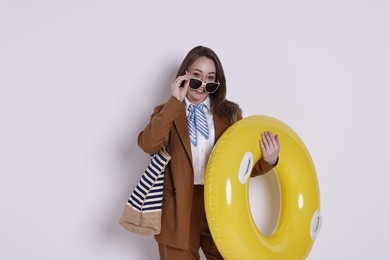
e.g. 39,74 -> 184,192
1,0 -> 389,259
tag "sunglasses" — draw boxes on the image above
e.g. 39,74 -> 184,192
188,78 -> 220,94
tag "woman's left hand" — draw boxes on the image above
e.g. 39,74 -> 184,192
259,131 -> 280,165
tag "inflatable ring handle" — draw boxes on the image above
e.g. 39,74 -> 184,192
205,115 -> 321,259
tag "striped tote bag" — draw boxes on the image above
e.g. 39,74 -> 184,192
120,147 -> 171,235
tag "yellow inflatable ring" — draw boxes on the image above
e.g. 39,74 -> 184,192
205,115 -> 322,259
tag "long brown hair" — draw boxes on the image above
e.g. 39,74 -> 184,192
176,46 -> 242,124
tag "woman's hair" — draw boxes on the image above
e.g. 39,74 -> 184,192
176,46 -> 242,124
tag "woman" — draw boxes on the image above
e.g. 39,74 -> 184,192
137,46 -> 280,260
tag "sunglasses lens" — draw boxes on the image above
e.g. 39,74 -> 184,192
205,83 -> 220,93
189,78 -> 202,89
189,78 -> 220,93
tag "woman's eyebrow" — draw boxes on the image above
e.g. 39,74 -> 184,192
192,69 -> 216,75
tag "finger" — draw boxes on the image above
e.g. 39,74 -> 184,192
175,72 -> 189,83
266,131 -> 274,145
176,75 -> 186,87
265,131 -> 274,149
267,131 -> 279,149
275,134 -> 280,147
260,139 -> 271,158
261,132 -> 270,151
174,76 -> 190,91
172,75 -> 190,101
260,139 -> 266,153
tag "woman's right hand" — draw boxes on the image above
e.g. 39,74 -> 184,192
171,72 -> 190,102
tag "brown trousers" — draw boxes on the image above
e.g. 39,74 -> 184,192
158,185 -> 223,260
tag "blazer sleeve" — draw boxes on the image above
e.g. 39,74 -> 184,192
251,157 -> 279,177
137,96 -> 184,154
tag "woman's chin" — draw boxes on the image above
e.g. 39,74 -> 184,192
188,91 -> 208,104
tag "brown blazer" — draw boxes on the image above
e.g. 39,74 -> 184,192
138,96 -> 275,249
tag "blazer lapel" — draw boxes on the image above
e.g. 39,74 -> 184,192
173,107 -> 193,164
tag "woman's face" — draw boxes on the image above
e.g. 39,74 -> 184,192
186,56 -> 217,105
